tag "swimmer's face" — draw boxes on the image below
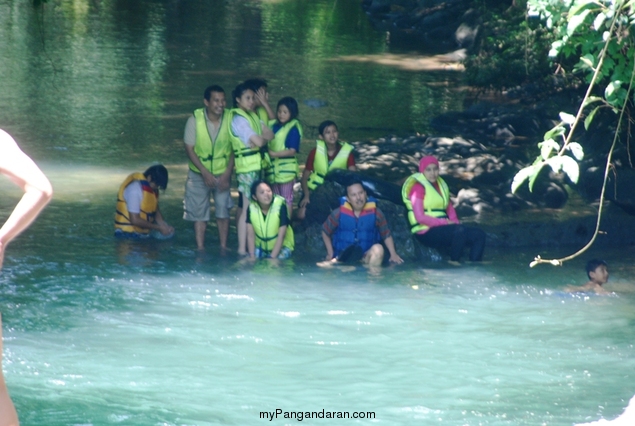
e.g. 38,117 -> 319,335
254,183 -> 273,207
205,91 -> 226,117
346,183 -> 367,212
277,105 -> 291,124
320,125 -> 339,145
590,264 -> 609,284
422,163 -> 439,183
236,89 -> 255,112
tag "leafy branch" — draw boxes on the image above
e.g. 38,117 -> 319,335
514,0 -> 635,267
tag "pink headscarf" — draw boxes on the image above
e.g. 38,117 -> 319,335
419,155 -> 439,173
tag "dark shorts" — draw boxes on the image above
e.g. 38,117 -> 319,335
336,242 -> 389,265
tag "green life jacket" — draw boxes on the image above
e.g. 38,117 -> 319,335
229,108 -> 263,174
401,173 -> 450,233
307,140 -> 353,190
263,119 -> 302,184
248,195 -> 294,254
255,106 -> 270,124
189,108 -> 232,175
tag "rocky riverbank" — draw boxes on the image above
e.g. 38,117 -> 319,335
289,0 -> 635,262
294,97 -> 635,262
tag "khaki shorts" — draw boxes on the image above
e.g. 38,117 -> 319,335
183,170 -> 233,221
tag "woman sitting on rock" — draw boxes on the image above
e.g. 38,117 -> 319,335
401,155 -> 486,262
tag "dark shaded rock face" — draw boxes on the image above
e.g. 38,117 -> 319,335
582,167 -> 635,215
362,0 -> 480,52
349,129 -> 570,218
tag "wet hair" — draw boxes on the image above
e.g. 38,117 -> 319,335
250,179 -> 272,200
344,176 -> 366,197
204,85 -> 224,101
144,164 -> 169,190
586,259 -> 608,279
244,78 -> 268,92
232,83 -> 253,108
318,120 -> 338,136
276,97 -> 299,122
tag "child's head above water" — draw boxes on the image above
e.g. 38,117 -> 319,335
586,258 -> 609,284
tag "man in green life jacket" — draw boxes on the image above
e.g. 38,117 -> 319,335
183,85 -> 235,251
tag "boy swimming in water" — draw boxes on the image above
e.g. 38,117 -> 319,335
565,259 -> 610,295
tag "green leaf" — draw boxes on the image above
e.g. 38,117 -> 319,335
583,96 -> 603,107
546,156 -> 563,174
549,40 -> 564,57
511,165 -> 537,194
568,0 -> 595,17
579,54 -> 595,69
561,156 -> 580,184
559,112 -> 576,125
567,142 -> 585,161
584,106 -> 600,130
567,9 -> 591,36
544,126 -> 566,141
539,139 -> 561,160
593,12 -> 606,30
528,163 -> 545,193
604,80 -> 622,98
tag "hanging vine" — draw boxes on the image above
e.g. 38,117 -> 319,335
513,0 -> 635,267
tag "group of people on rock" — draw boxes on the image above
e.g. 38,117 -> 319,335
113,78 -> 487,265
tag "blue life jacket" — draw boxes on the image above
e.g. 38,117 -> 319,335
333,196 -> 380,256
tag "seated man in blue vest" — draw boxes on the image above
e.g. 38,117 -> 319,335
320,178 -> 403,267
114,164 -> 174,239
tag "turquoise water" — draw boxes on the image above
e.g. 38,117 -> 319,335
2,165 -> 634,425
3,221 -> 635,425
1,0 -> 634,424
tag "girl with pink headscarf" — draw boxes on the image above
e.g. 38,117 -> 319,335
401,155 -> 485,262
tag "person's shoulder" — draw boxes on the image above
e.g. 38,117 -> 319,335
565,281 -> 596,293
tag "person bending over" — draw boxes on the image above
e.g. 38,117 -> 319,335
321,178 -> 403,267
114,164 -> 174,239
402,155 -> 485,263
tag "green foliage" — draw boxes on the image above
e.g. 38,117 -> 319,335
464,3 -> 554,90
511,0 -> 635,194
511,115 -> 583,194
528,0 -> 635,109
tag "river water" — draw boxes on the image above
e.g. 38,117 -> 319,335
1,0 -> 634,425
